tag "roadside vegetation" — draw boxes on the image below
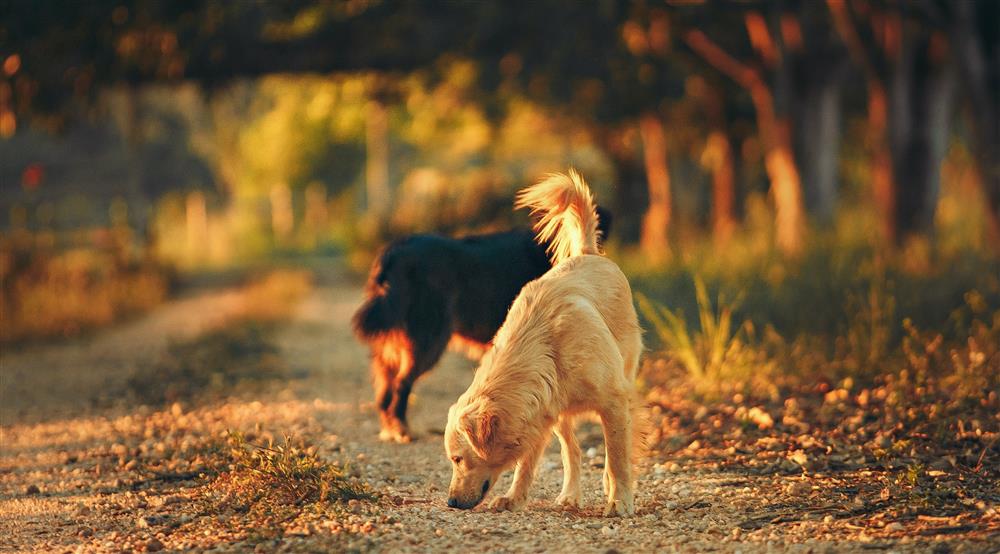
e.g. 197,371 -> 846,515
634,236 -> 1000,543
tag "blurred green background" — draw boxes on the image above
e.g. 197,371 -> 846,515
1,0 -> 998,368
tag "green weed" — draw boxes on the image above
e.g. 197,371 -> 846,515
637,278 -> 774,397
222,432 -> 372,506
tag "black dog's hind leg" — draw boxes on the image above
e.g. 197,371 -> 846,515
371,354 -> 401,442
384,293 -> 452,442
388,331 -> 450,441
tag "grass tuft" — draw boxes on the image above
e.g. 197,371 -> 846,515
637,278 -> 774,397
220,432 -> 372,506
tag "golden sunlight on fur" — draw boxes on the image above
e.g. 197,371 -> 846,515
444,171 -> 646,517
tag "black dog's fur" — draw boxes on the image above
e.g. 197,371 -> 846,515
353,208 -> 612,442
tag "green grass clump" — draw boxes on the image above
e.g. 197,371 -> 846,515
637,277 -> 776,398
222,432 -> 372,506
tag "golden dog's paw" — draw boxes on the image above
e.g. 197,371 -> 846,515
489,496 -> 524,512
554,493 -> 580,509
602,498 -> 635,517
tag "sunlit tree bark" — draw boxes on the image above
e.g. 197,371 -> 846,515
829,0 -> 957,244
701,86 -> 736,244
638,111 -> 672,261
685,28 -> 806,255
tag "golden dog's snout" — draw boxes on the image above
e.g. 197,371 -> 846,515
446,479 -> 490,510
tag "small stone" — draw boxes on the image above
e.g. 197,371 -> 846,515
886,522 -> 904,532
600,526 -> 616,536
145,538 -> 164,552
784,480 -> 811,495
24,484 -> 40,495
586,447 -> 599,458
823,515 -> 835,524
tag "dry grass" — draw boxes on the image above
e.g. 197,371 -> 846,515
0,241 -> 168,344
217,432 -> 372,508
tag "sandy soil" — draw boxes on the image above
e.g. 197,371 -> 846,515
1,269 -> 996,553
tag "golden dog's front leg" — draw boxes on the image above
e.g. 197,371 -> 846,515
553,416 -> 581,508
489,439 -> 546,512
600,407 -> 635,516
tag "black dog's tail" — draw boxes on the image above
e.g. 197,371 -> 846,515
352,295 -> 394,340
352,254 -> 405,340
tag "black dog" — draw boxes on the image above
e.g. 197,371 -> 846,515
353,207 -> 612,442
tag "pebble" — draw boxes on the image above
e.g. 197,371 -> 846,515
145,538 -> 165,552
784,481 -> 811,495
24,484 -> 40,495
600,526 -> 616,536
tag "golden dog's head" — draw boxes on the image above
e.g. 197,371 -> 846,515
444,398 -> 519,509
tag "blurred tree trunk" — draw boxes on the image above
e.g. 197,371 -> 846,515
950,0 -> 1000,249
365,99 -> 390,220
829,0 -> 897,242
185,190 -> 208,263
270,182 -> 293,244
889,32 -> 955,240
868,84 -> 897,243
120,84 -> 151,240
830,1 -> 958,244
702,86 -> 737,243
685,12 -> 810,255
795,75 -> 843,224
638,112 -> 672,261
603,126 -> 646,244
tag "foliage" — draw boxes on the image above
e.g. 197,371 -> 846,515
0,230 -> 168,344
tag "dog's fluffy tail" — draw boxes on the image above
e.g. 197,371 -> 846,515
515,169 -> 601,264
352,295 -> 394,340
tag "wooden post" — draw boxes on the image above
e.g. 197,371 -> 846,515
185,191 -> 208,263
270,183 -> 293,244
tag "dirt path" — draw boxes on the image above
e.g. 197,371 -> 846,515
1,271 -> 992,552
1,287 -> 254,426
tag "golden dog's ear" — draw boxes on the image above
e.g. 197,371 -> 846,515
458,402 -> 499,460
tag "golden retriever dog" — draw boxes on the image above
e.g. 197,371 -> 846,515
444,170 -> 645,517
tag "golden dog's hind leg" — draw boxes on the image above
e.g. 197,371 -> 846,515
600,401 -> 635,516
490,437 -> 547,512
553,415 -> 582,508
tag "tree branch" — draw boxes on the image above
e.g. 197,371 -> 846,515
683,29 -> 762,92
